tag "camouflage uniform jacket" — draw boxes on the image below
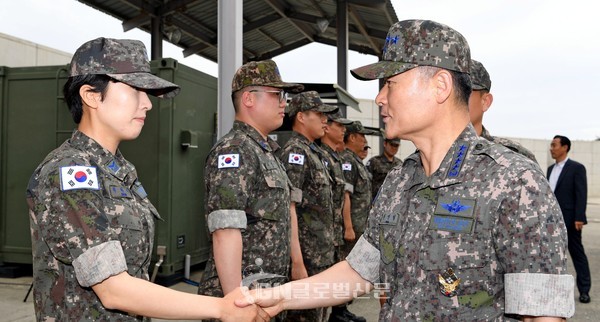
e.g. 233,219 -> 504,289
277,132 -> 335,269
366,154 -> 402,200
340,148 -> 372,234
347,124 -> 574,320
199,121 -> 292,297
319,143 -> 351,247
481,125 -> 538,164
26,130 -> 158,321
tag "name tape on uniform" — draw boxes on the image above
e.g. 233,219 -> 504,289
60,166 -> 100,191
288,153 -> 305,165
218,154 -> 240,168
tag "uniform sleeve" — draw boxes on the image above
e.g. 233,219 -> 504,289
495,167 -> 574,318
28,167 -> 127,287
342,155 -> 357,194
204,147 -> 251,233
278,146 -> 307,204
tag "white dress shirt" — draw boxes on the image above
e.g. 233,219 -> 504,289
549,157 -> 569,192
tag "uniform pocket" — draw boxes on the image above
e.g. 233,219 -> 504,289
418,233 -> 490,271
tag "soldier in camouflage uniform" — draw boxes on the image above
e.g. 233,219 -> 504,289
469,59 -> 538,163
339,121 -> 375,257
276,91 -> 337,322
365,138 -> 402,200
321,113 -> 367,322
239,20 -> 574,321
26,38 -> 264,321
198,59 -> 303,322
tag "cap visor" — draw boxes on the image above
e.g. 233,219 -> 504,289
108,72 -> 181,98
331,117 -> 353,125
265,82 -> 304,93
351,61 -> 418,81
319,104 -> 338,114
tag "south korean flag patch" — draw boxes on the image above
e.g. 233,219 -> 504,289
60,166 -> 100,191
218,154 -> 240,168
342,163 -> 352,171
288,153 -> 305,165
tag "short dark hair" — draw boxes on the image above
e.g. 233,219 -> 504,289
553,135 -> 571,152
63,74 -> 112,124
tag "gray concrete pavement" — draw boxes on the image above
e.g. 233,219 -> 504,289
3,200 -> 599,321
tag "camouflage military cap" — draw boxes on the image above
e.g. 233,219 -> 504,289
346,121 -> 377,135
351,19 -> 471,80
69,37 -> 180,98
231,59 -> 304,93
385,138 -> 401,144
286,91 -> 338,117
470,59 -> 492,91
327,109 -> 353,125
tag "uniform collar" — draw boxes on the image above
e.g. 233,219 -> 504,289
405,124 -> 481,190
233,120 -> 280,152
69,130 -> 135,182
480,125 -> 493,141
320,143 -> 342,162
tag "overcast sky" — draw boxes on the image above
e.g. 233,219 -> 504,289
1,0 -> 598,140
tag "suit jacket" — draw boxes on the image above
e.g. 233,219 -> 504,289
547,159 -> 588,224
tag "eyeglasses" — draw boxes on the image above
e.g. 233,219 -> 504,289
389,143 -> 400,148
249,90 -> 288,103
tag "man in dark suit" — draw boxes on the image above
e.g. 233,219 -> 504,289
548,134 -> 591,303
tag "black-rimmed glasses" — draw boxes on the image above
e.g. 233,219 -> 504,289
249,90 -> 288,103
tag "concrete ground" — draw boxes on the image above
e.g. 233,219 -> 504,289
2,200 -> 600,321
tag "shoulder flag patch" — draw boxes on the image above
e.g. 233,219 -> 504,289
342,163 -> 352,171
288,153 -> 305,165
60,166 -> 100,191
218,154 -> 240,168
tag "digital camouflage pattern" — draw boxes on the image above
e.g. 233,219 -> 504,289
286,90 -> 338,117
69,37 -> 180,98
345,121 -> 376,135
339,148 -> 372,235
481,126 -> 538,163
470,59 -> 492,91
365,154 -> 402,200
326,109 -> 353,125
351,19 -> 471,81
278,132 -> 335,322
353,124 -> 573,320
231,59 -> 304,93
319,143 -> 347,247
198,121 -> 292,300
26,130 -> 158,321
277,132 -> 335,269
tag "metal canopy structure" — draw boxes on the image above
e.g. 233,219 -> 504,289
76,0 -> 397,63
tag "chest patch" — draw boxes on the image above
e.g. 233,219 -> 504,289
342,163 -> 352,171
60,166 -> 100,191
430,197 -> 477,233
109,185 -> 133,198
218,154 -> 240,168
288,153 -> 305,165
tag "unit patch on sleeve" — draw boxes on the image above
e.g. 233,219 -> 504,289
60,166 -> 100,191
218,154 -> 240,168
288,153 -> 305,165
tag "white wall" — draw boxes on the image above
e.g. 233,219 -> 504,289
0,32 -> 71,67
